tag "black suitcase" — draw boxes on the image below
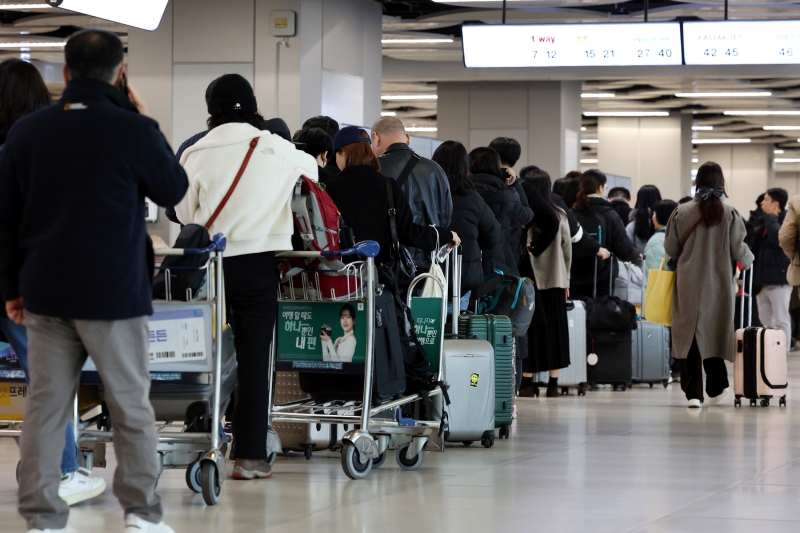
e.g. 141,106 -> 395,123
588,329 -> 633,389
299,290 -> 406,405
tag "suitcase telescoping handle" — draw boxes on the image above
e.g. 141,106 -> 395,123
451,245 -> 461,335
739,267 -> 754,330
592,254 -> 615,300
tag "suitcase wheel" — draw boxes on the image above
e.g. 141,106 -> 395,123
662,380 -> 669,389
780,396 -> 787,407
649,383 -> 654,389
499,426 -> 510,439
561,388 -> 568,396
303,445 -> 313,461
396,445 -> 424,471
481,437 -> 494,449
761,399 -> 770,407
462,441 -> 473,447
734,398 -> 742,407
578,385 -> 587,397
750,399 -> 757,407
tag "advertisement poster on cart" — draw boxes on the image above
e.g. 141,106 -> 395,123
277,301 -> 367,371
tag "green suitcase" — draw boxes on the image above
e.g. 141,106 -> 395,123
458,314 -> 514,439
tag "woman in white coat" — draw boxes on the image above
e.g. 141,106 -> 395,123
176,74 -> 319,480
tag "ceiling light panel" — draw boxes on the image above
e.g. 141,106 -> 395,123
692,126 -> 714,131
0,42 -> 65,48
584,111 -> 670,117
382,95 -> 438,100
675,92 -> 772,98
382,38 -> 454,44
764,126 -> 800,130
692,139 -> 752,144
582,93 -> 615,98
724,111 -> 800,116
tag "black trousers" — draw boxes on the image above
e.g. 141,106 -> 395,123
224,252 -> 278,460
680,337 -> 729,402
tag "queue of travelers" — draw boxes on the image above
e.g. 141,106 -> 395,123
0,25 -> 797,533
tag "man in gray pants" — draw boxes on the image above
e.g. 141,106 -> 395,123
0,29 -> 188,533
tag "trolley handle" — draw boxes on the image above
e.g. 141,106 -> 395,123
279,240 -> 380,259
154,233 -> 227,256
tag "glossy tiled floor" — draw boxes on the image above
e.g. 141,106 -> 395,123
2,356 -> 800,532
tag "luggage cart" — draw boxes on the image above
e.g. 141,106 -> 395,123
267,241 -> 448,479
77,233 -> 231,505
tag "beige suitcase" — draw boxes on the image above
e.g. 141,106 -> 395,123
273,372 -> 337,458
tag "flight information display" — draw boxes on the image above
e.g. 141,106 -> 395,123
462,23 -> 683,68
684,21 -> 800,65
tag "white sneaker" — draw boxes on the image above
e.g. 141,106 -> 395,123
59,468 -> 106,506
28,528 -> 75,532
708,387 -> 729,405
512,405 -> 518,419
124,514 -> 175,533
687,399 -> 703,408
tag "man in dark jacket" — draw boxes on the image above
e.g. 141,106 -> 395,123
0,30 -> 187,533
752,188 -> 793,350
371,117 -> 453,270
608,186 -> 633,223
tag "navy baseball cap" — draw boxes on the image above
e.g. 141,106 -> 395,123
333,126 -> 371,153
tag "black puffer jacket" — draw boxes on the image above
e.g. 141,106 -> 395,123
471,173 -> 533,276
571,197 -> 640,292
553,194 -> 600,259
379,143 -> 453,270
449,190 -> 502,295
751,210 -> 790,287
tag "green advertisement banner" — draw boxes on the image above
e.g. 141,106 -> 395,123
277,301 -> 367,370
410,297 -> 443,374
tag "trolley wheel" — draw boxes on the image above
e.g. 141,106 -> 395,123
267,452 -> 276,467
185,461 -> 202,493
396,445 -> 424,471
481,437 -> 494,449
761,399 -> 770,407
371,451 -> 387,469
663,380 -> 669,389
780,396 -> 787,407
303,445 -> 313,461
462,441 -> 473,447
341,441 -> 372,480
734,398 -> 742,407
201,461 -> 221,506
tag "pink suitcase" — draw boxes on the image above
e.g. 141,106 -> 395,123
733,269 -> 788,407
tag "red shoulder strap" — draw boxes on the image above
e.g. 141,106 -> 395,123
205,137 -> 260,229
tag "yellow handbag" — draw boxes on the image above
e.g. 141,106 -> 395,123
645,256 -> 675,326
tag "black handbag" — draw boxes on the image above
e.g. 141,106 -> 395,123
385,179 -> 416,284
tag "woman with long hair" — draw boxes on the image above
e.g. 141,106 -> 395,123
0,59 -> 108,504
518,170 -> 572,397
432,141 -> 500,299
664,162 -> 753,407
570,169 -> 641,299
626,185 -> 662,252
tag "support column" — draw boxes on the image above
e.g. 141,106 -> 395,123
597,115 -> 686,201
697,144 -> 771,216
437,81 -> 581,177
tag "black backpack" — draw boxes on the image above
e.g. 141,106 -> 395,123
152,224 -> 211,301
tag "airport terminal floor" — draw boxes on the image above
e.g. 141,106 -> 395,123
2,358 -> 799,533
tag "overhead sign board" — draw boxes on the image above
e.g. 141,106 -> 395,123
462,23 -> 683,68
55,0 -> 169,31
683,21 -> 800,65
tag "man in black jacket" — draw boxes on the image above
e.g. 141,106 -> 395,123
752,188 -> 793,350
0,30 -> 187,533
371,117 -> 453,270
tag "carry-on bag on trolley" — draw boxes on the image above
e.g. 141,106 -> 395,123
581,257 -> 636,390
535,300 -> 588,396
458,314 -> 513,439
631,275 -> 671,388
734,268 -> 788,407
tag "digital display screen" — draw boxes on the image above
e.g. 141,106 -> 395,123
462,23 -> 683,68
683,21 -> 800,65
57,0 -> 169,31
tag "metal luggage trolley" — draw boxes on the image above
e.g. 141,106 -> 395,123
267,241 -> 448,479
77,233 -> 231,506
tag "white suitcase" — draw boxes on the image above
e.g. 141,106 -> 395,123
733,269 -> 788,407
441,338 -> 496,448
273,372 -> 337,458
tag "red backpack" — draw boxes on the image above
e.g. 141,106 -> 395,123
281,176 -> 359,300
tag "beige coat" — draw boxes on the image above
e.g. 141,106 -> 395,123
531,211 -> 572,290
778,195 -> 800,286
664,200 -> 753,361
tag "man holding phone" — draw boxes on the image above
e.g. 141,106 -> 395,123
0,29 -> 187,533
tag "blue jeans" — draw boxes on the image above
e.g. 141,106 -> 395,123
0,319 -> 79,475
